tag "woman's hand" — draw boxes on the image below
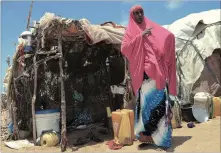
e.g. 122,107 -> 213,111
142,27 -> 153,37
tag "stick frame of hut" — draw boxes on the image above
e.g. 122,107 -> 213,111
31,35 -> 39,145
58,28 -> 68,151
6,13 -> 131,151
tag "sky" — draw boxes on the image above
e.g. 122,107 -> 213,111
0,0 -> 220,93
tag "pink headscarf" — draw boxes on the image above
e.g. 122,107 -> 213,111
121,5 -> 177,95
127,5 -> 147,36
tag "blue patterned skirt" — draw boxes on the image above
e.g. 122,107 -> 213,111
134,78 -> 172,148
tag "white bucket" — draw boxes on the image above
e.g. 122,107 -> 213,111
35,109 -> 60,138
193,92 -> 212,123
193,92 -> 212,112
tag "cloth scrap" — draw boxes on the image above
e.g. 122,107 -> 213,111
4,139 -> 34,150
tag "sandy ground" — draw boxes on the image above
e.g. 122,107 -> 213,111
1,116 -> 220,152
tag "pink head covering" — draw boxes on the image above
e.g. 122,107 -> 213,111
126,5 -> 147,37
121,5 -> 177,96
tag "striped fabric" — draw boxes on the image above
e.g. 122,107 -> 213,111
134,79 -> 172,148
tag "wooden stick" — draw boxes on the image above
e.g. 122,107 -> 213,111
31,40 -> 39,145
58,30 -> 67,152
37,49 -> 58,55
8,50 -> 20,140
14,54 -> 61,81
16,49 -> 58,60
11,79 -> 19,140
6,79 -> 13,125
105,59 -> 114,111
6,51 -> 19,127
12,99 -> 19,140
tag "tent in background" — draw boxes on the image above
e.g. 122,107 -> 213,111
163,9 -> 221,105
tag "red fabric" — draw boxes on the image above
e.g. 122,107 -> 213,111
106,140 -> 123,150
121,5 -> 177,96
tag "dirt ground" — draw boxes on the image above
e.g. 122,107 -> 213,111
1,116 -> 220,152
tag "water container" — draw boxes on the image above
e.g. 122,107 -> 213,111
193,92 -> 213,122
35,109 -> 60,138
24,35 -> 33,53
19,31 -> 33,53
40,131 -> 60,147
193,92 -> 211,109
111,109 -> 134,145
213,97 -> 220,116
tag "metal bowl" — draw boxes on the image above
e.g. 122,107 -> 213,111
192,105 -> 209,123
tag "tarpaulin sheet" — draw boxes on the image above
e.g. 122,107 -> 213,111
163,9 -> 221,104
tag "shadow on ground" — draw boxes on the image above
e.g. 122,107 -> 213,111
137,136 -> 192,152
67,123 -> 112,151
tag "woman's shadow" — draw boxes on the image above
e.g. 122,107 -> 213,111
138,136 -> 192,152
167,136 -> 192,152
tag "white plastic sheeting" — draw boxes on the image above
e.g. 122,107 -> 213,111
163,9 -> 221,104
79,19 -> 125,45
38,12 -> 126,45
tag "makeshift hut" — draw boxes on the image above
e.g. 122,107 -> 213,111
163,9 -> 221,105
5,12 -> 130,151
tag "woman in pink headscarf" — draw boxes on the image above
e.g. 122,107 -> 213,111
121,5 -> 177,149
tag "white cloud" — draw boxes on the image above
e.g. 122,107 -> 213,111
166,0 -> 183,10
